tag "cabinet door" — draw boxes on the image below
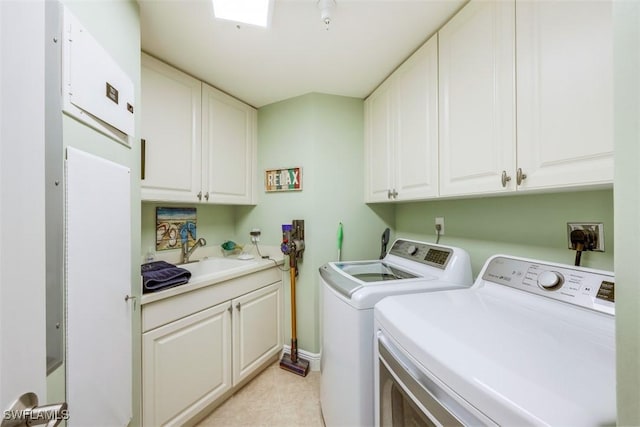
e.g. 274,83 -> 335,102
516,0 -> 613,190
201,83 -> 257,204
141,54 -> 202,202
143,302 -> 231,426
439,0 -> 516,196
394,34 -> 439,201
232,282 -> 282,385
364,80 -> 394,202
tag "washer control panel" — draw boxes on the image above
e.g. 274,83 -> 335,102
389,239 -> 452,270
481,256 -> 614,315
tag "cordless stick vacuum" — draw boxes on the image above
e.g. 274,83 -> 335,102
280,221 -> 309,377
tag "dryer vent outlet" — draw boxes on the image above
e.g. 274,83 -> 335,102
567,223 -> 604,252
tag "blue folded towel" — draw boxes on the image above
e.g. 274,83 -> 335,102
141,261 -> 191,293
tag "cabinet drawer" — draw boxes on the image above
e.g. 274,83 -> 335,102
142,267 -> 281,332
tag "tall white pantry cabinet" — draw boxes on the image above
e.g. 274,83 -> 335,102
141,53 -> 257,204
365,0 -> 614,202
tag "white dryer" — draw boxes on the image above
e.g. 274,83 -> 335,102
374,254 -> 616,426
319,239 -> 472,427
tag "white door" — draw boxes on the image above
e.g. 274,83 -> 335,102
142,302 -> 232,426
394,34 -> 439,201
141,53 -> 202,202
364,80 -> 394,202
232,282 -> 282,385
438,0 -> 516,196
201,83 -> 256,204
65,148 -> 132,426
516,0 -> 614,190
0,0 -> 65,419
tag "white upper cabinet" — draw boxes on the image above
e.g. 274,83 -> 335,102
141,53 -> 202,202
364,79 -> 393,202
395,36 -> 440,201
438,0 -> 613,198
438,0 -> 516,197
516,0 -> 613,190
365,35 -> 439,202
202,84 -> 257,205
141,54 -> 257,204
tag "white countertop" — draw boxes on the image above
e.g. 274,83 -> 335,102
141,249 -> 285,305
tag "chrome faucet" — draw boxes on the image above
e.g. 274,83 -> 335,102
181,237 -> 207,264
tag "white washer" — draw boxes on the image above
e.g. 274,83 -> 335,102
319,239 -> 472,427
374,254 -> 616,426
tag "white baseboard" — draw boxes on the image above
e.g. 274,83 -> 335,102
282,345 -> 321,372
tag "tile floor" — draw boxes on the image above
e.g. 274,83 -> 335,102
196,361 -> 324,427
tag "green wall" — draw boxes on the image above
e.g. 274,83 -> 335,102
141,202 -> 236,261
613,1 -> 640,424
394,190 -> 614,276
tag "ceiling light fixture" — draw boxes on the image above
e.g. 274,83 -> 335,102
212,0 -> 272,28
317,0 -> 336,31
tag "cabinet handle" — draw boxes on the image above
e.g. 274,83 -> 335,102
228,304 -> 232,313
141,139 -> 146,180
501,170 -> 512,188
387,189 -> 393,199
197,191 -> 202,201
236,302 -> 241,311
392,189 -> 398,199
204,192 -> 209,201
516,168 -> 527,185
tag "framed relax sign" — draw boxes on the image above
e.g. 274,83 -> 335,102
265,167 -> 302,192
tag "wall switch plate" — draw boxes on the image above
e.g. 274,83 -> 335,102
435,217 -> 445,235
567,222 -> 604,252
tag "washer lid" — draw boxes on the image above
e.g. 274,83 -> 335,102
374,285 -> 616,426
335,261 -> 420,282
319,261 -> 432,299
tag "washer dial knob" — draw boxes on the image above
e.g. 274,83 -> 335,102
537,271 -> 563,289
406,245 -> 418,256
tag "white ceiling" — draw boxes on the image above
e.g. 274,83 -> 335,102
138,0 -> 466,108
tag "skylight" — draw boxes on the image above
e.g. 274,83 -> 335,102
212,0 -> 272,28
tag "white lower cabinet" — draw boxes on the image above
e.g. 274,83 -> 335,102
143,302 -> 232,427
232,282 -> 282,384
142,271 -> 282,426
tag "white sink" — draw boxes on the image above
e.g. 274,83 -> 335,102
181,257 -> 255,278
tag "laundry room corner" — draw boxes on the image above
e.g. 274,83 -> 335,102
234,93 -> 394,360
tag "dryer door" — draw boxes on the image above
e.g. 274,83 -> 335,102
377,333 -> 495,427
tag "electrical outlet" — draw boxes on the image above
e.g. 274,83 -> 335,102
250,228 -> 261,243
567,223 -> 604,252
435,217 -> 445,235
